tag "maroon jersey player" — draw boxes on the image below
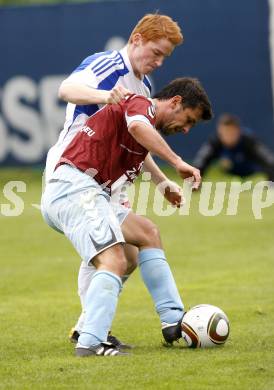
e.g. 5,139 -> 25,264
57,95 -> 155,192
42,78 -> 213,357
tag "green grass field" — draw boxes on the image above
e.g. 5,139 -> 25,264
0,168 -> 274,390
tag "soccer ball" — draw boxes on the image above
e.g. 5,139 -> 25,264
181,304 -> 230,348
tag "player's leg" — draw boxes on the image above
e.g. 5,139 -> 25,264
106,243 -> 137,348
72,193 -> 139,338
121,212 -> 184,343
74,202 -> 138,347
76,243 -> 128,356
123,243 -> 139,280
77,243 -> 137,314
64,196 -> 130,355
69,261 -> 92,342
71,243 -> 137,346
41,165 -> 130,355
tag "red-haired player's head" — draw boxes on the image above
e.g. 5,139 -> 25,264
128,13 -> 183,78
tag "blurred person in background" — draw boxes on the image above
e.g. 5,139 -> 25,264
45,13 -> 185,348
193,113 -> 274,181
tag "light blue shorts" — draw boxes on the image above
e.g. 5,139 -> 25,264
41,165 -> 129,264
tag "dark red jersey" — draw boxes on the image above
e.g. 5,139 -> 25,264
56,94 -> 156,191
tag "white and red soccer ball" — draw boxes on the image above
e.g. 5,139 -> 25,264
181,304 -> 230,348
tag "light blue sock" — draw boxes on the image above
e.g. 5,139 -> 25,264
78,270 -> 122,347
138,248 -> 184,324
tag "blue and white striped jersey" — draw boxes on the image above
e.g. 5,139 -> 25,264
45,46 -> 152,182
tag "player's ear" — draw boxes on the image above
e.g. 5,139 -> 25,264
171,95 -> 182,108
131,33 -> 142,46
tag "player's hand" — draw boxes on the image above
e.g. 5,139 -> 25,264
159,180 -> 185,208
174,158 -> 201,190
105,85 -> 132,104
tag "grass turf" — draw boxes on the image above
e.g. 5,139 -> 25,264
0,168 -> 274,390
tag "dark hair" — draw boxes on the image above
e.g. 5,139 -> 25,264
154,77 -> 213,121
217,113 -> 241,128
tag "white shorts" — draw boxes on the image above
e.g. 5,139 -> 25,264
41,164 -> 130,264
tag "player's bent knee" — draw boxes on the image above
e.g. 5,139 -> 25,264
139,219 -> 161,248
122,214 -> 162,249
92,243 -> 128,277
146,224 -> 161,247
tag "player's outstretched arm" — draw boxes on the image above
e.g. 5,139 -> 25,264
144,154 -> 184,207
143,154 -> 168,184
58,82 -> 131,105
128,121 -> 201,189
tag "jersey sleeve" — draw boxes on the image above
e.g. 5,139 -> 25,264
63,66 -> 99,89
63,50 -> 126,91
125,96 -> 156,129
